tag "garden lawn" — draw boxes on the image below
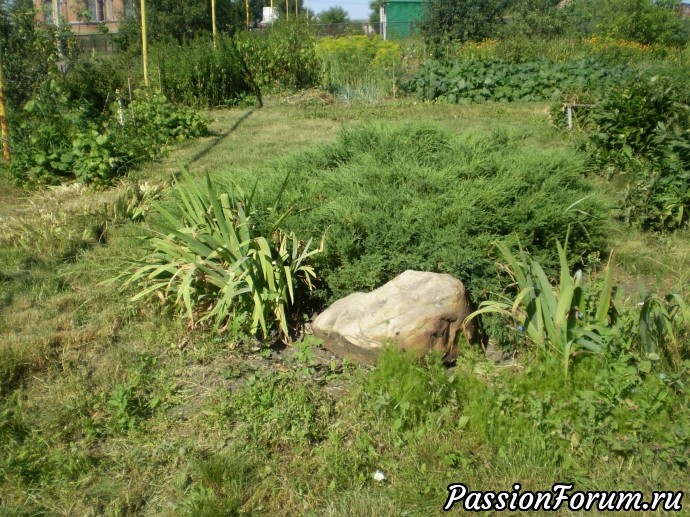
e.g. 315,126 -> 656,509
1,98 -> 689,516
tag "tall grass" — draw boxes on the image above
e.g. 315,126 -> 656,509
153,35 -> 255,108
316,35 -> 403,101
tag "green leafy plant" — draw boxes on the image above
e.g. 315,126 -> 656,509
120,171 -> 323,342
154,35 -> 258,108
465,237 -> 614,377
639,293 -> 689,361
408,58 -> 629,103
234,19 -> 319,92
587,75 -> 690,230
10,82 -> 208,186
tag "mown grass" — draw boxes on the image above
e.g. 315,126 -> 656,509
1,99 -> 688,516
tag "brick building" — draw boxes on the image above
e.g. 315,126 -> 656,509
35,0 -> 130,36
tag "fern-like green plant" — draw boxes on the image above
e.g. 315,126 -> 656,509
465,237 -> 614,377
118,170 -> 323,342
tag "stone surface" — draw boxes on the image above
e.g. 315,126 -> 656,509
312,270 -> 477,364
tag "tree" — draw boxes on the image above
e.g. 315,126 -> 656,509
317,6 -> 350,25
276,0 -> 306,18
421,0 -> 508,51
369,0 -> 383,23
565,0 -> 688,45
501,0 -> 566,39
114,0 -> 264,50
0,0 -> 61,109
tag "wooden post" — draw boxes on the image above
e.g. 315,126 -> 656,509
285,0 -> 289,19
0,48 -> 10,163
140,0 -> 149,87
295,0 -> 297,17
212,0 -> 217,47
246,0 -> 250,27
564,103 -> 597,130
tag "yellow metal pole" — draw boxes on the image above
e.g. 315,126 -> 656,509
0,49 -> 10,163
140,0 -> 149,87
295,0 -> 297,17
246,0 -> 250,27
211,0 -> 217,48
285,0 -> 289,19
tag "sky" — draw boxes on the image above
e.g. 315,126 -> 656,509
307,0 -> 372,20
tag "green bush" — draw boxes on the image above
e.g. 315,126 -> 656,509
499,0 -> 567,40
234,19 -> 319,91
421,0 -> 507,56
408,58 -> 629,103
153,35 -> 256,108
587,76 -> 690,230
221,123 -> 607,314
10,81 -> 208,185
564,0 -> 690,47
61,56 -> 129,117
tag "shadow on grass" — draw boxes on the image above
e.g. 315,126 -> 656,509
185,110 -> 255,168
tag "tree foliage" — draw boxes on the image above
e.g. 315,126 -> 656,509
564,0 -> 689,45
501,0 -> 566,39
114,0 -> 261,50
369,0 -> 383,23
421,0 -> 507,51
0,0 -> 61,109
317,6 -> 350,25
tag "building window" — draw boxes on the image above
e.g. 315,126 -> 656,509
43,0 -> 54,24
123,0 -> 135,15
87,0 -> 107,21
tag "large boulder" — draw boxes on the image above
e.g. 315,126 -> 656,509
312,270 -> 478,364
